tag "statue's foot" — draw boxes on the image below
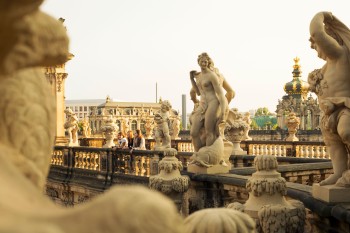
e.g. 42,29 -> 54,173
319,174 -> 342,186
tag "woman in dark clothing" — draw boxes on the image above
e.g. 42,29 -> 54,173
126,130 -> 134,149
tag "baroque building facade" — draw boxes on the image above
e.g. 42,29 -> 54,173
89,96 -> 179,137
276,58 -> 321,130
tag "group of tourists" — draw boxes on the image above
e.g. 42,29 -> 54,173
115,129 -> 146,150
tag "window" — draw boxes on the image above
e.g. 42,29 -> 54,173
131,120 -> 137,130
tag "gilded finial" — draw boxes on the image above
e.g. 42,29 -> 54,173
293,57 -> 300,70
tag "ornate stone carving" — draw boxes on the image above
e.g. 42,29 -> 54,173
171,115 -> 181,140
188,53 -> 235,173
224,108 -> 248,155
81,117 -> 91,138
184,208 -> 256,233
55,73 -> 67,92
0,2 -> 185,233
149,148 -> 189,194
285,112 -> 300,141
64,108 -> 79,146
149,148 -> 189,213
100,116 -> 118,148
227,154 -> 305,232
308,12 -> 350,189
153,100 -> 172,150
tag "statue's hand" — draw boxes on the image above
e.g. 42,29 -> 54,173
190,70 -> 197,79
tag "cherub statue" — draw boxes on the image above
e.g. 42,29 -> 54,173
154,100 -> 172,150
64,108 -> 79,146
81,117 -> 91,138
243,112 -> 252,141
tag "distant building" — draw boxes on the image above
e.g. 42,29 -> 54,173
89,97 -> 179,136
65,99 -> 105,120
276,57 -> 320,130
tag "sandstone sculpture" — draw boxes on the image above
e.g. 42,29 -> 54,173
81,117 -> 91,138
149,148 -> 189,214
184,208 -> 255,233
243,112 -> 252,141
64,108 -> 79,146
225,108 -> 248,155
308,12 -> 350,187
153,100 -> 172,150
188,52 -> 235,173
100,116 -> 118,148
285,112 -> 300,142
227,154 -> 305,232
171,115 -> 181,140
0,2 -> 185,233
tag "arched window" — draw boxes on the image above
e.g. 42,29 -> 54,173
131,120 -> 137,131
140,120 -> 146,135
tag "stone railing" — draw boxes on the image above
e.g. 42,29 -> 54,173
52,146 -> 330,178
79,137 -> 327,159
46,157 -> 345,232
149,139 -> 328,159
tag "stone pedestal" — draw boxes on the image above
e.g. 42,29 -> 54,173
55,136 -> 69,146
312,184 -> 350,203
187,163 -> 230,174
149,148 -> 189,215
227,154 -> 306,233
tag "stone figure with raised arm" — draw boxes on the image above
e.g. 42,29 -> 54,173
189,53 -> 235,170
189,53 -> 234,151
308,12 -> 350,186
64,108 -> 79,146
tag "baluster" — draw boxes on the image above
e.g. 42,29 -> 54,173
305,146 -> 310,158
299,146 -> 305,158
266,145 -> 270,155
78,151 -> 83,168
282,146 -> 287,157
295,145 -> 300,158
141,156 -> 146,175
135,156 -> 140,174
263,145 -> 268,155
256,145 -> 260,155
251,144 -> 256,155
85,152 -> 91,169
59,151 -> 64,165
145,156 -> 150,176
276,145 -> 281,157
271,145 -> 276,156
83,152 -> 87,169
315,146 -> 320,159
310,146 -> 315,158
323,146 -> 328,159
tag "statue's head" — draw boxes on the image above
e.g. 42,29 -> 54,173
161,100 -> 172,111
197,52 -> 214,69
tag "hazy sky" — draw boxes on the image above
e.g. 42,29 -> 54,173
41,1 -> 350,115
